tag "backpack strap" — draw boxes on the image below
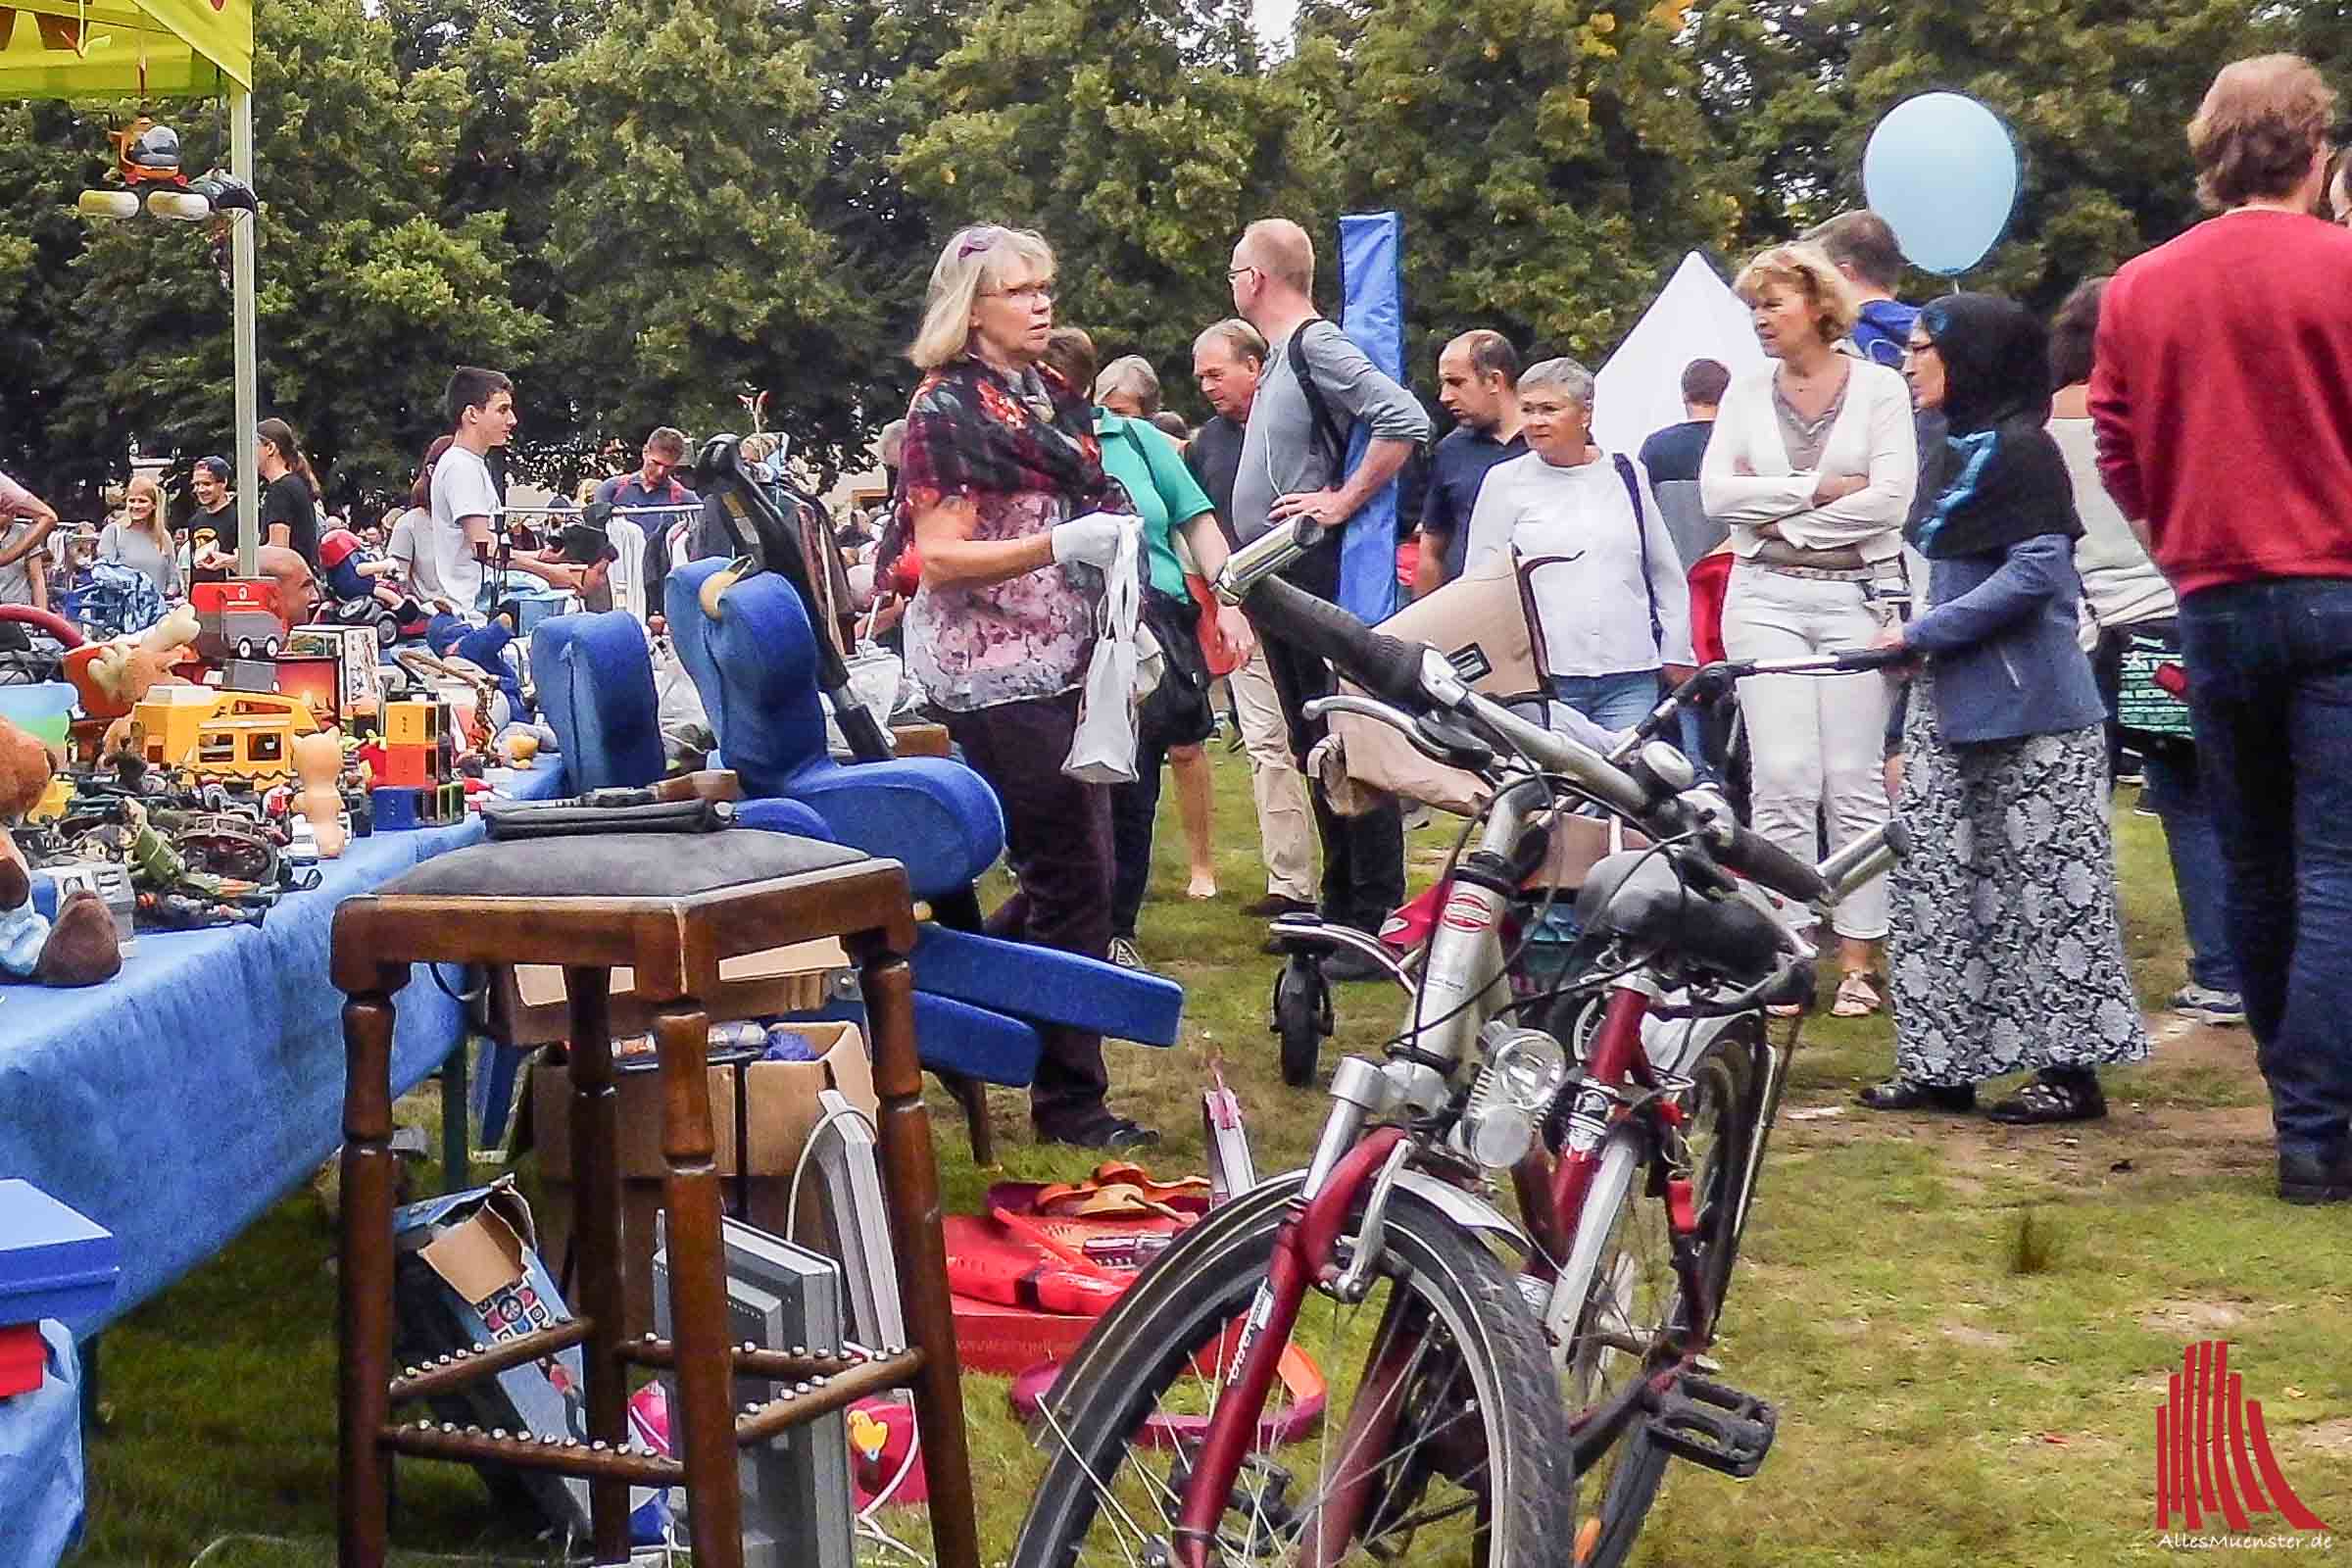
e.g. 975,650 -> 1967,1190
1287,321 -> 1349,476
1614,453 -> 1665,656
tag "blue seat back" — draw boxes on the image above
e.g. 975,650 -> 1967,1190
530,611 -> 666,792
666,560 -> 1006,895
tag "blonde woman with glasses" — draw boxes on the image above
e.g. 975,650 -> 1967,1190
895,223 -> 1160,1151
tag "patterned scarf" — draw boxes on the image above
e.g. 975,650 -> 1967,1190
881,358 -> 1115,574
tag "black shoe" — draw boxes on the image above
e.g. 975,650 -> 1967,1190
2278,1147 -> 2352,1205
1857,1078 -> 1977,1113
1320,946 -> 1392,984
1986,1070 -> 2106,1125
1244,894 -> 1316,919
1035,1112 -> 1162,1151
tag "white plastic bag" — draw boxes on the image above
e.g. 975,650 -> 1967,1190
1063,517 -> 1146,783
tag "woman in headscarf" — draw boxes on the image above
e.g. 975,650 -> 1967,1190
1862,294 -> 2150,1124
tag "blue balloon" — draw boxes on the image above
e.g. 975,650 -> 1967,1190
1862,93 -> 2020,276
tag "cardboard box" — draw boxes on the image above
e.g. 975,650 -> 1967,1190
392,1178 -> 670,1538
531,1020 -> 876,1338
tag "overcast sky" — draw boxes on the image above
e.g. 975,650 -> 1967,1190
1253,0 -> 1298,52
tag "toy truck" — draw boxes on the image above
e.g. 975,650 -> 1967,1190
189,578 -> 286,662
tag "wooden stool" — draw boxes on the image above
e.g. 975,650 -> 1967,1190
330,830 -> 978,1568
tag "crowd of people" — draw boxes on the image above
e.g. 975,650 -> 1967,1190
872,49 -> 2352,1200
5,49 -> 2341,1200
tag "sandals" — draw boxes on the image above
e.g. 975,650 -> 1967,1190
1986,1072 -> 2106,1125
1858,1078 -> 1977,1113
1830,969 -> 1885,1018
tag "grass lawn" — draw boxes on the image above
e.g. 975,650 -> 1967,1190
69,745 -> 2352,1566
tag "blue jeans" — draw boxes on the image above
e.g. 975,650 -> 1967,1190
2139,748 -> 2240,994
1550,670 -> 1663,733
2177,579 -> 2352,1160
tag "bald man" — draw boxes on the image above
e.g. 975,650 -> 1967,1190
1224,217 -> 1431,973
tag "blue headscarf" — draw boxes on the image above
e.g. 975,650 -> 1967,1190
1907,294 -> 2082,560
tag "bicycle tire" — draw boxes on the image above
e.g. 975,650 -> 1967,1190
1013,1175 -> 1576,1567
1551,1029 -> 1760,1568
1273,955 -> 1331,1088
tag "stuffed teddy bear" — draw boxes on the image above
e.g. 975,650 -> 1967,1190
67,602 -> 199,720
0,715 -> 122,986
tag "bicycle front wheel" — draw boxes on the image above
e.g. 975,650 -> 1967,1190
1013,1175 -> 1576,1567
1553,1029 -> 1758,1568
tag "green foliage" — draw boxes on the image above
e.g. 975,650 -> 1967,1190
1307,0 -> 1741,368
6,0 -> 2351,506
892,0 -> 1336,413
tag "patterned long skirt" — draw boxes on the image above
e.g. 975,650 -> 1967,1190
1886,669 -> 2151,1087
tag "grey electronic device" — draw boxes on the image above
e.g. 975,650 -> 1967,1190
808,1087 -> 906,1353
653,1214 -> 854,1568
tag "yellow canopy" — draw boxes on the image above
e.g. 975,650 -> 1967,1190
0,0 -> 250,100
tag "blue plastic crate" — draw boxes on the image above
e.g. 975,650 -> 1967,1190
0,1182 -> 121,1329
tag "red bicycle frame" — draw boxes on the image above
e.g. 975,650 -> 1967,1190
1170,978 -> 1722,1567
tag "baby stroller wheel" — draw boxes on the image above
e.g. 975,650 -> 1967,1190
1271,951 -> 1333,1089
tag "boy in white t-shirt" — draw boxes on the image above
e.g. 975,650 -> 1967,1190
428,367 -> 515,615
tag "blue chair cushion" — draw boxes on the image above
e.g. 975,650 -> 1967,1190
666,559 -> 1004,897
909,926 -> 1184,1048
531,611 -> 666,793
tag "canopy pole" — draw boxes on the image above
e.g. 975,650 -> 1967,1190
231,88 -> 258,579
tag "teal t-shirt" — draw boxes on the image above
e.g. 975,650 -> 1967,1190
1096,409 -> 1214,600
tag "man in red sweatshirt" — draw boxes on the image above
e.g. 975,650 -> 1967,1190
2091,53 -> 2352,1206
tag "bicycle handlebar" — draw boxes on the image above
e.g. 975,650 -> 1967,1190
1222,537 -> 1887,913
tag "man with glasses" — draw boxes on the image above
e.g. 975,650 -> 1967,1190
597,426 -> 700,611
1226,218 -> 1432,980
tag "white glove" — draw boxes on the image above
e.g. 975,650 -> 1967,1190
1052,512 -> 1131,568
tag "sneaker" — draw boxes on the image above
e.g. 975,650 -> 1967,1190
1107,936 -> 1146,971
2169,984 -> 2246,1027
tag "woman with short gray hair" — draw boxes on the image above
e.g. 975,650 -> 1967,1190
1095,354 -> 1162,418
1463,356 -> 1695,733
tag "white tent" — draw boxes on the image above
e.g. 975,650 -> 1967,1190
1591,252 -> 1769,458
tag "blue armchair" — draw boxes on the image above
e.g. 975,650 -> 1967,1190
666,560 -> 1185,1154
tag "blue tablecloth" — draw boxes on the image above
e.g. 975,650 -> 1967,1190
0,1322 -> 85,1567
0,765 -> 567,1334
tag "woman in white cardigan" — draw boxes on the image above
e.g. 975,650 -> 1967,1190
1702,243 -> 1917,1016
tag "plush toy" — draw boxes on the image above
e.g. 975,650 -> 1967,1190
0,716 -> 122,985
291,728 -> 347,858
0,713 -> 50,877
67,603 -> 200,720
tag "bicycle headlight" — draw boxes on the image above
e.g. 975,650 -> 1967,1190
1458,1026 -> 1571,1170
1481,1025 -> 1570,1111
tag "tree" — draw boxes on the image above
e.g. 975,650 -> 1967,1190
1687,0 -> 2287,306
1297,0 -> 1742,373
891,0 -> 1340,415
0,0 -> 546,510
528,0 -> 875,479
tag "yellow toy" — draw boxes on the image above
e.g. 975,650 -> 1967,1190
135,689 -> 320,783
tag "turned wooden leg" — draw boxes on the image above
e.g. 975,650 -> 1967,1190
338,964 -> 407,1568
938,1068 -> 995,1166
562,966 -> 631,1563
653,1002 -> 745,1568
857,943 -> 981,1568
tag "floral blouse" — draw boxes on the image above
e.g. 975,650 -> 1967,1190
899,359 -> 1114,712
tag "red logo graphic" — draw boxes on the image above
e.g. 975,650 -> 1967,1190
2155,1340 -> 2328,1533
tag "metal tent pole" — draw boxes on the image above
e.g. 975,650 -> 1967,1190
231,89 -> 259,579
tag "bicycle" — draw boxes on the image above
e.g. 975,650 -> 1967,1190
1011,521 -> 1907,1568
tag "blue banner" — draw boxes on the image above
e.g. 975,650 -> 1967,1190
1337,212 -> 1405,625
